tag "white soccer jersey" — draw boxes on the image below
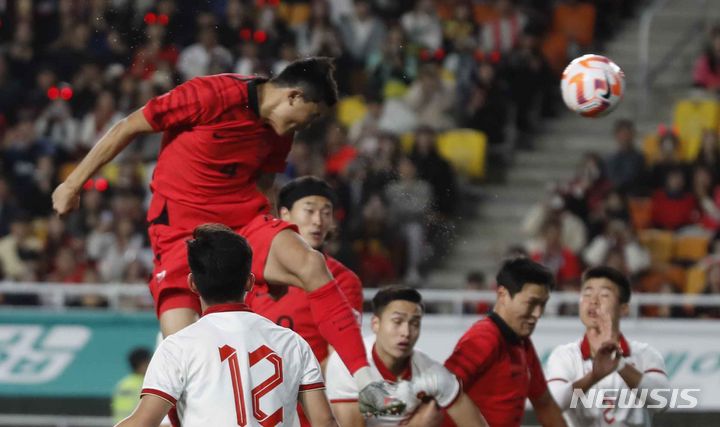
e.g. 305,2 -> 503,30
142,303 -> 324,427
546,334 -> 670,427
325,336 -> 460,427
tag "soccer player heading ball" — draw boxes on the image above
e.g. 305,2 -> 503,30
52,57 -> 403,416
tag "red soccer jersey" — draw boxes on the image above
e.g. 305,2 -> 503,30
142,75 -> 293,226
247,255 -> 363,362
443,312 -> 548,427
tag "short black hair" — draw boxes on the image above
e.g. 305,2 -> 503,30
582,266 -> 631,304
466,271 -> 486,284
186,223 -> 253,305
271,57 -> 339,106
496,258 -> 555,297
278,176 -> 338,211
372,286 -> 424,316
128,347 -> 151,372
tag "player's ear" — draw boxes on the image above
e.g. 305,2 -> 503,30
619,302 -> 630,317
245,273 -> 256,292
371,314 -> 380,334
287,88 -> 303,105
187,273 -> 199,295
279,206 -> 291,221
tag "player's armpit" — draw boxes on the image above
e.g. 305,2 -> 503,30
446,393 -> 489,427
530,390 -> 568,427
329,401 -> 365,427
114,395 -> 172,427
299,389 -> 338,427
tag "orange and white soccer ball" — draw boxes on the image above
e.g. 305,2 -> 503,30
560,54 -> 625,118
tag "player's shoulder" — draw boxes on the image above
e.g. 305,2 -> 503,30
326,256 -> 360,282
411,348 -> 443,369
627,338 -> 663,360
463,317 -> 503,343
548,340 -> 582,363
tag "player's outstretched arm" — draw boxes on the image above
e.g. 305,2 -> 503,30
299,389 -> 339,427
402,401 -> 444,427
114,395 -> 172,427
52,109 -> 154,215
446,393 -> 489,427
530,390 -> 568,427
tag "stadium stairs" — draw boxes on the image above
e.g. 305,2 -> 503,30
426,1 -> 719,289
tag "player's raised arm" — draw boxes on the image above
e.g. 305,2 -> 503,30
114,394 -> 172,427
52,109 -> 154,215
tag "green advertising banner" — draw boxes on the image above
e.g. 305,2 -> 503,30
0,309 -> 158,397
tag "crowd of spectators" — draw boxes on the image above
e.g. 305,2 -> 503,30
0,0 -> 638,308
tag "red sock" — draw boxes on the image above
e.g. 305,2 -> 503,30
307,280 -> 368,374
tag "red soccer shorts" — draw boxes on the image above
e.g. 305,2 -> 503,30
146,192 -> 297,316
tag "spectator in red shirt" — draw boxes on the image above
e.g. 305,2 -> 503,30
651,167 -> 699,230
444,258 -> 567,427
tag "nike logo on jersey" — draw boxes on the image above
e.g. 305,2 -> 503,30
156,270 -> 167,283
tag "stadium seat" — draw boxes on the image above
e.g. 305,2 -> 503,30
436,129 -> 487,179
337,96 -> 367,128
628,197 -> 653,230
638,229 -> 674,265
673,235 -> 710,262
685,265 -> 707,294
672,99 -> 720,160
663,264 -> 687,291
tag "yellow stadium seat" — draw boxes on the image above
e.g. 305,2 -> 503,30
638,229 -> 674,265
400,132 -> 415,154
383,80 -> 409,99
685,265 -> 706,294
673,235 -> 710,262
672,99 -> 720,160
337,96 -> 368,128
436,129 -> 487,179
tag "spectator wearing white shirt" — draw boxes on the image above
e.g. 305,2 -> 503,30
177,27 -> 232,81
545,267 -> 671,427
401,0 -> 443,51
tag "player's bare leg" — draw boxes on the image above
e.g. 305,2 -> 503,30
264,229 -> 406,415
159,308 -> 199,337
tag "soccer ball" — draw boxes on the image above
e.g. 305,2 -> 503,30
560,54 -> 625,118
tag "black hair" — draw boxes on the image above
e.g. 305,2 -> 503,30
186,223 -> 253,304
466,271 -> 486,284
614,118 -> 634,133
278,176 -> 338,211
582,266 -> 631,304
128,347 -> 151,372
270,57 -> 339,106
372,286 -> 424,316
496,258 -> 555,297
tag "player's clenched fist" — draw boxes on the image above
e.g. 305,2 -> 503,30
52,182 -> 81,216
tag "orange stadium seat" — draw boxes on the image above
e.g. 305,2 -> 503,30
685,265 -> 707,294
436,129 -> 487,179
336,96 -> 367,128
672,99 -> 720,160
673,235 -> 710,262
638,229 -> 674,265
628,197 -> 653,230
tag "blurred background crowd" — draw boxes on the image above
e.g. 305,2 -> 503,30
6,0 -> 720,319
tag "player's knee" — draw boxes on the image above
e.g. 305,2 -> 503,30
297,249 -> 333,291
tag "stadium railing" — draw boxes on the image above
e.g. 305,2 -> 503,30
1,282 -> 719,318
